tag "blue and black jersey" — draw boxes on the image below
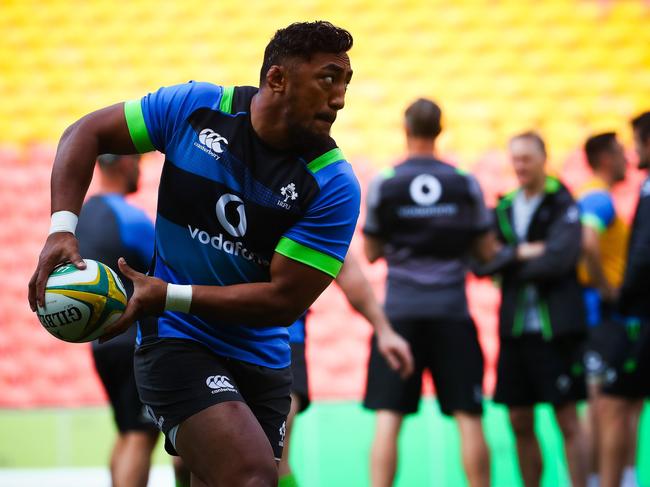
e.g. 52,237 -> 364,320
123,82 -> 360,368
77,194 -> 155,346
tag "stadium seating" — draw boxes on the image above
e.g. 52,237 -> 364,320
1,0 -> 649,407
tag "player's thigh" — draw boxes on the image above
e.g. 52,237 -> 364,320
175,401 -> 277,487
426,317 -> 484,416
230,359 -> 293,462
364,318 -> 425,415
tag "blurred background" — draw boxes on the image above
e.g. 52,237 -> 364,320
0,0 -> 649,485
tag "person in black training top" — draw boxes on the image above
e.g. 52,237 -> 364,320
475,132 -> 588,487
77,154 -> 161,487
363,99 -> 497,487
597,111 -> 650,487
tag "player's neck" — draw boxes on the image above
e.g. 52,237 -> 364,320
250,92 -> 292,150
593,169 -> 615,188
522,177 -> 545,199
406,137 -> 436,158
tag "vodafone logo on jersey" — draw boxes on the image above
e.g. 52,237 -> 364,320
409,174 -> 442,206
216,193 -> 247,237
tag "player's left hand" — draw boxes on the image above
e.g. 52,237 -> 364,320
377,328 -> 415,379
99,258 -> 167,343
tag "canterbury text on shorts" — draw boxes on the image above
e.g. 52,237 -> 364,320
92,341 -> 157,433
364,316 -> 484,416
134,339 -> 292,460
494,334 -> 587,407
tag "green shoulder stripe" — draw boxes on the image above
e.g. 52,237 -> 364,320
307,148 -> 345,173
219,86 -> 234,114
380,167 -> 396,179
124,100 -> 155,153
275,237 -> 342,278
544,176 -> 561,193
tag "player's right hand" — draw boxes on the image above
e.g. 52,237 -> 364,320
28,232 -> 86,311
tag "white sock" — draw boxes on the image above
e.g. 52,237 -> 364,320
621,466 -> 637,487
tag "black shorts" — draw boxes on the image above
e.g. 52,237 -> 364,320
92,342 -> 157,433
364,316 -> 484,416
584,320 -> 629,385
134,339 -> 292,460
290,343 -> 310,413
601,320 -> 650,399
494,334 -> 587,407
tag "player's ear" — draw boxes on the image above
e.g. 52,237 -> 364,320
265,65 -> 287,93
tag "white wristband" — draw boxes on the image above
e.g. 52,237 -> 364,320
49,211 -> 78,235
165,284 -> 193,313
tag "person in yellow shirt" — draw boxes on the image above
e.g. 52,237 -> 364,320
577,132 -> 640,487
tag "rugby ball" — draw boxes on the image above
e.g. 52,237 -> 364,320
36,260 -> 127,343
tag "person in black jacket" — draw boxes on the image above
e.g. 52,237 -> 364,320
475,132 -> 588,487
597,112 -> 650,487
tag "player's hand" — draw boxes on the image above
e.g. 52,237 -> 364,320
99,258 -> 167,343
516,241 -> 545,261
29,232 -> 86,311
376,327 -> 415,379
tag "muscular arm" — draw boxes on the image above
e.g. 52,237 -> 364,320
29,104 -> 140,310
335,252 -> 390,332
191,254 -> 333,326
363,235 -> 384,263
51,104 -> 136,214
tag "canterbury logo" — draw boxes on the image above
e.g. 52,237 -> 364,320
206,375 -> 235,390
199,129 -> 228,154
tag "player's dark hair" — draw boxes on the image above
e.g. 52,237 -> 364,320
584,132 -> 617,169
260,21 -> 353,85
404,98 -> 442,139
510,131 -> 547,158
632,111 -> 650,143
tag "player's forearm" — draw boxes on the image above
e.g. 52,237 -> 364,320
583,248 -> 610,292
190,281 -> 319,327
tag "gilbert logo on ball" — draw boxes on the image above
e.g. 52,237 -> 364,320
36,260 -> 127,343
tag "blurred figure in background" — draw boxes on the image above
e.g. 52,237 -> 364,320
362,99 -> 495,487
597,112 -> 650,487
278,253 -> 413,487
77,154 -> 189,487
475,133 -> 588,487
576,132 -> 640,487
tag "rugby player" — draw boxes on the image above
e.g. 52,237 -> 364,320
576,133 -> 640,487
77,154 -> 159,487
279,253 -> 413,487
598,112 -> 650,487
29,21 -> 359,487
363,99 -> 495,487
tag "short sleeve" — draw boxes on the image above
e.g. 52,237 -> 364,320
275,161 -> 360,278
123,82 -> 223,154
578,190 -> 615,233
467,174 -> 492,232
362,173 -> 386,237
